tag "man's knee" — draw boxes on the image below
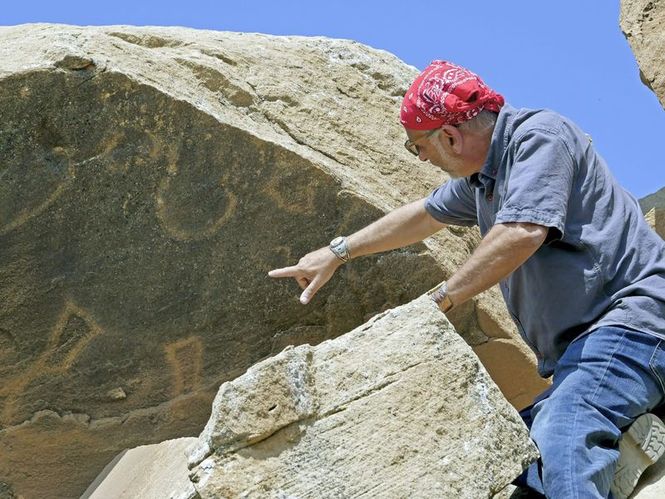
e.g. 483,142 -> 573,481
529,395 -> 622,497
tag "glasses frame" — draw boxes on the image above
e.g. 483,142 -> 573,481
404,127 -> 442,156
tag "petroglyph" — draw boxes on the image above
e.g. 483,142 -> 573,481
155,167 -> 238,241
0,124 -> 142,235
261,170 -> 318,214
92,130 -> 125,171
0,148 -> 76,236
0,300 -> 103,425
164,336 -> 203,397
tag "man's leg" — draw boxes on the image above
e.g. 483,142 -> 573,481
513,390 -> 552,497
517,326 -> 665,498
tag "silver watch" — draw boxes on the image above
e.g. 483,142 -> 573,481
430,282 -> 454,313
329,236 -> 350,263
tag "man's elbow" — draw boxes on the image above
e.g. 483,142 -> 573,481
500,222 -> 549,250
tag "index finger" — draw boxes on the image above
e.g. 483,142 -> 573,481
268,266 -> 300,278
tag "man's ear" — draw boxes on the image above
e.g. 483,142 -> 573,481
440,124 -> 464,154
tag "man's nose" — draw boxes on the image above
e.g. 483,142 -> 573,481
418,150 -> 428,162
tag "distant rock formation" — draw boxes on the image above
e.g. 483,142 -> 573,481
0,24 -> 546,497
641,187 -> 665,215
85,296 -> 538,498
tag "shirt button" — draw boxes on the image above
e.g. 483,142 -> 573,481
487,194 -> 493,201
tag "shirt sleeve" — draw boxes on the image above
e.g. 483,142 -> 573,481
495,128 -> 575,242
424,177 -> 478,226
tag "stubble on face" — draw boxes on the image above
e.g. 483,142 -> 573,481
430,135 -> 465,178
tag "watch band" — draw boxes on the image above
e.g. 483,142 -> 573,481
329,236 -> 350,263
429,282 -> 454,313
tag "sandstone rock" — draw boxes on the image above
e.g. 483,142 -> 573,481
81,437 -> 197,499
187,295 -> 539,498
0,24 -> 542,496
474,339 -> 550,411
621,0 -> 665,108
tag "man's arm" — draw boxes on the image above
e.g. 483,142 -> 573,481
444,222 -> 548,309
268,198 -> 446,304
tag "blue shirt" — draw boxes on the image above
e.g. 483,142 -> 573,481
425,104 -> 665,377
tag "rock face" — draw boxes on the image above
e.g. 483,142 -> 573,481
86,296 -> 537,498
621,0 -> 665,108
0,24 -> 546,497
82,297 -> 540,499
187,296 -> 538,498
645,208 -> 665,238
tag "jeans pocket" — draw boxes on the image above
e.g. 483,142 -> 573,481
648,339 -> 665,398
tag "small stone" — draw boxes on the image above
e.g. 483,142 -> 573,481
106,387 -> 127,401
54,54 -> 96,70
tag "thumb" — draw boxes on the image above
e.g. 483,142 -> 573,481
300,275 -> 323,305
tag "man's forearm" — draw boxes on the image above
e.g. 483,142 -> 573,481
445,222 -> 548,308
347,198 -> 446,259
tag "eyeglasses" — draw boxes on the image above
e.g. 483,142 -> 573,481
404,127 -> 442,156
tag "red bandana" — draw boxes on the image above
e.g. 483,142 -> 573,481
400,60 -> 505,130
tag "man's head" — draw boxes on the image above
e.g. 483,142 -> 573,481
401,61 -> 503,178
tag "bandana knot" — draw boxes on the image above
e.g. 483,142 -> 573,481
400,60 -> 504,130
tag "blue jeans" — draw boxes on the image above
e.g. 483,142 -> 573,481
514,326 -> 665,498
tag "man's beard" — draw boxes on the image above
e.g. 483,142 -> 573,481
432,138 -> 464,178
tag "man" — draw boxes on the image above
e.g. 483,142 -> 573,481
269,60 -> 665,498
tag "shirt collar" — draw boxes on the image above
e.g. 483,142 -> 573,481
469,103 -> 516,189
482,103 -> 517,176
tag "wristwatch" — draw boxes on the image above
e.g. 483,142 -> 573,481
430,282 -> 454,313
329,236 -> 350,263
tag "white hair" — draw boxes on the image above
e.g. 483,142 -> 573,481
458,109 -> 498,134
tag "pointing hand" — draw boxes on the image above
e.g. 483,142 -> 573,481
268,247 -> 343,304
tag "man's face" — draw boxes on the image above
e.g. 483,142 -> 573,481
404,127 -> 468,178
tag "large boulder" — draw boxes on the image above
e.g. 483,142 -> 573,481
187,296 -> 538,498
0,24 -> 545,497
621,0 -> 665,108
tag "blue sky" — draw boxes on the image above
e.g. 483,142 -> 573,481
3,1 -> 664,198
